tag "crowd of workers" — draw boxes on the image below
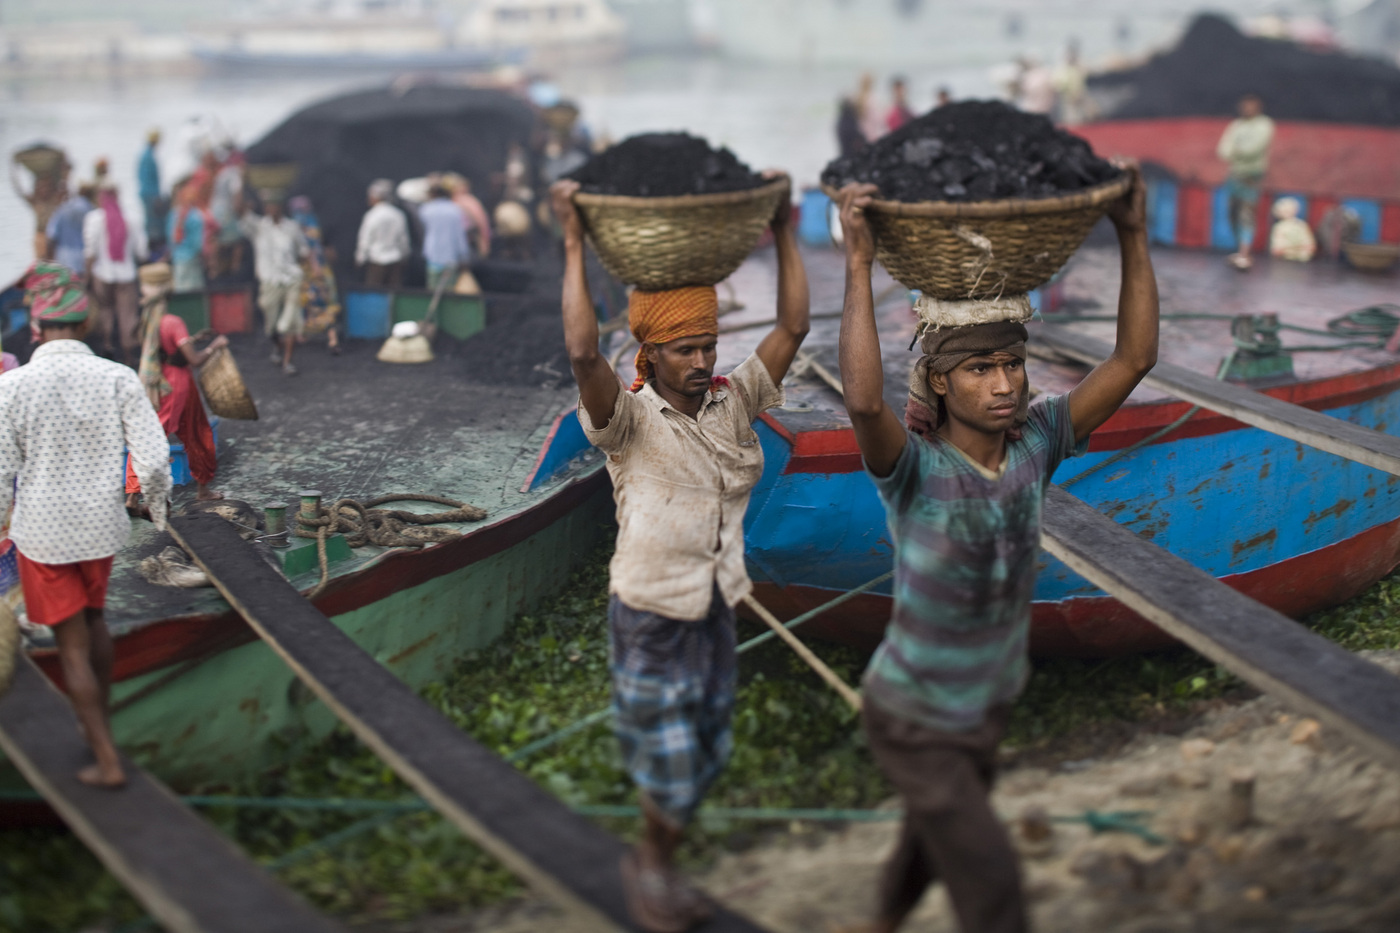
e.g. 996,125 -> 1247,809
14,130 -> 506,380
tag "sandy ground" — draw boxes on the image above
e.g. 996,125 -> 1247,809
381,651 -> 1400,933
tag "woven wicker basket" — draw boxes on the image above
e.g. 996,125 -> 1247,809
824,174 -> 1131,299
574,177 -> 791,290
12,144 -> 65,178
198,347 -> 259,421
1342,242 -> 1400,272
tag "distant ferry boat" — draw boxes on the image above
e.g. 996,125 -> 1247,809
698,0 -> 1208,67
193,0 -> 625,73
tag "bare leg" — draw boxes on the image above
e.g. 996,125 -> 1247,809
195,482 -> 223,501
87,608 -> 114,711
52,610 -> 125,788
620,794 -> 711,932
282,333 -> 297,374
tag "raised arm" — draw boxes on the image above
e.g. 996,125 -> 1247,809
754,173 -> 810,384
1066,166 -> 1159,442
179,332 -> 228,368
836,184 -> 907,477
551,180 -> 621,428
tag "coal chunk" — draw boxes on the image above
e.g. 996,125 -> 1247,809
568,133 -> 764,198
820,100 -> 1121,204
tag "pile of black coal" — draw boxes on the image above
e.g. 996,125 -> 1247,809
568,133 -> 764,197
1091,14 -> 1400,126
821,100 -> 1120,203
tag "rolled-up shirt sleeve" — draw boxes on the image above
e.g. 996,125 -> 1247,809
578,389 -> 638,454
120,374 -> 172,529
726,352 -> 785,422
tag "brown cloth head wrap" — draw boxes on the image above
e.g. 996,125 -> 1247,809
905,320 -> 1031,440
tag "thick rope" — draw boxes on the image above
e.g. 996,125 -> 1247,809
294,494 -> 487,599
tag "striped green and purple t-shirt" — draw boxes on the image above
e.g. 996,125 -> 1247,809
863,394 -> 1087,733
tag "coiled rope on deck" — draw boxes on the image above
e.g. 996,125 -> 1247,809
295,494 -> 487,598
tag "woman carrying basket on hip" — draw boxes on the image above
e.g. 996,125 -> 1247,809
125,262 -> 226,517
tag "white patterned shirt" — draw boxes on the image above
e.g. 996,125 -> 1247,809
0,340 -> 171,565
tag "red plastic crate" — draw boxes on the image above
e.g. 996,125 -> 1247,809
209,287 -> 253,334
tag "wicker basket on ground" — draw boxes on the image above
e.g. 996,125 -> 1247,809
1342,242 -> 1400,273
198,347 -> 259,421
824,174 -> 1131,300
573,177 -> 790,291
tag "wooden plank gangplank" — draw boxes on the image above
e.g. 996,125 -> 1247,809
169,511 -> 772,933
1042,485 -> 1400,772
0,655 -> 346,933
1035,328 -> 1400,477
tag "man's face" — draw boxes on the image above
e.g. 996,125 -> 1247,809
1240,97 -> 1262,118
930,351 -> 1026,435
266,201 -> 284,221
646,334 -> 718,400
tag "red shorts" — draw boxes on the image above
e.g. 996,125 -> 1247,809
15,551 -> 114,626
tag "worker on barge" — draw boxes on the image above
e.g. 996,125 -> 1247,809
0,263 -> 171,788
1217,93 -> 1275,272
833,168 -> 1159,933
550,176 -> 810,933
124,262 -> 226,515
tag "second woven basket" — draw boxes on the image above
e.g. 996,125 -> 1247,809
573,177 -> 791,291
198,347 -> 259,421
825,173 -> 1131,300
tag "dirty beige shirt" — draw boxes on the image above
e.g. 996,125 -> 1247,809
581,352 -> 784,621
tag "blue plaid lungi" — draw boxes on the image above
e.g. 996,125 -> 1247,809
609,586 -> 737,826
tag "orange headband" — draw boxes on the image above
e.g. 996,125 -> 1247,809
628,286 -> 720,392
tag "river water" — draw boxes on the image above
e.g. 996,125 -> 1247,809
1,54 -> 1018,284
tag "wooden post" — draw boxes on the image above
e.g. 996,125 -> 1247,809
742,595 -> 862,711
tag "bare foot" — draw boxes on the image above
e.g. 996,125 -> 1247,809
195,489 -> 225,501
76,762 -> 127,789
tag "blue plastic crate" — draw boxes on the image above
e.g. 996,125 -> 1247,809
798,188 -> 834,247
169,417 -> 220,486
345,290 -> 393,339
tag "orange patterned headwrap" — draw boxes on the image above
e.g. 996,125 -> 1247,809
628,286 -> 720,392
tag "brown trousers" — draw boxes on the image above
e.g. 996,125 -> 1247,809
364,261 -> 403,288
90,278 -> 140,353
863,700 -> 1026,933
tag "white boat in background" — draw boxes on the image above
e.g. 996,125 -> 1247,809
454,0 -> 627,65
193,0 -> 625,73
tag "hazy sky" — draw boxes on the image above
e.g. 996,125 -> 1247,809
0,0 -> 1362,29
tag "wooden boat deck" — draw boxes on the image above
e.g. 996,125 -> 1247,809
32,332 -> 602,646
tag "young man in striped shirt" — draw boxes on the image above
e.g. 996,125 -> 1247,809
833,169 -> 1158,933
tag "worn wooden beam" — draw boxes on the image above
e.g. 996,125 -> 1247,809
1035,327 -> 1400,477
1042,485 -> 1400,772
169,511 -> 772,933
0,655 -> 345,933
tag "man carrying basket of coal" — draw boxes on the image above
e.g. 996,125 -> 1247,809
829,103 -> 1160,933
550,133 -> 809,933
